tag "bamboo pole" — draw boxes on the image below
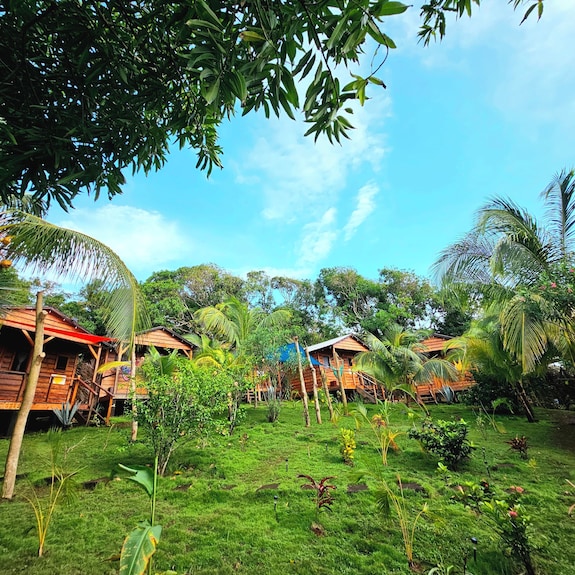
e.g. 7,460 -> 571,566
2,292 -> 47,500
294,337 -> 310,427
306,348 -> 322,424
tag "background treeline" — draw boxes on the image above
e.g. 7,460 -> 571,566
1,264 -> 472,343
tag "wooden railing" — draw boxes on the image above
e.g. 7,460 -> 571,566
69,377 -> 115,425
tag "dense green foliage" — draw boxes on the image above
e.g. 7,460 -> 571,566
0,403 -> 574,575
136,355 -> 236,475
408,418 -> 474,470
0,0 -> 544,209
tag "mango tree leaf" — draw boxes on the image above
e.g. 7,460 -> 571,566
120,522 -> 162,575
376,1 -> 409,17
118,464 -> 155,497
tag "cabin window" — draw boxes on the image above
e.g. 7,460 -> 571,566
322,355 -> 331,367
55,355 -> 69,371
11,350 -> 29,372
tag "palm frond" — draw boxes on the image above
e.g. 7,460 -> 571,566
500,294 -> 549,374
540,168 -> 575,261
0,210 -> 149,341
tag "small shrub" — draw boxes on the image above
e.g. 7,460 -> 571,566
451,479 -> 491,513
481,486 -> 535,575
298,474 -> 336,518
409,418 -> 474,470
339,428 -> 356,465
507,435 -> 529,460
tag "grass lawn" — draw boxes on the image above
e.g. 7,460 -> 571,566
1,401 -> 574,575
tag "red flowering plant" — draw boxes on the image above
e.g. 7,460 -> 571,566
480,486 -> 536,575
538,263 -> 575,321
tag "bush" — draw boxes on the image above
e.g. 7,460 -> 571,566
408,418 -> 474,470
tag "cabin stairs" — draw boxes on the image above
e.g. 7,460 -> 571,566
354,372 -> 384,404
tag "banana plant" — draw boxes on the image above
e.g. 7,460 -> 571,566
119,457 -> 161,575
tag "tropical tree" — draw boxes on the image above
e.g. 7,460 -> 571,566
1,1 -> 542,209
434,169 -> 575,419
354,324 -> 458,399
0,209 -> 148,499
194,295 -> 291,356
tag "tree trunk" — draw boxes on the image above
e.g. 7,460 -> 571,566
516,379 -> 536,423
130,345 -> 138,441
2,292 -> 47,500
306,349 -> 322,424
294,337 -> 310,427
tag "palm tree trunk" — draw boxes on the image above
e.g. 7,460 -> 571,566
130,345 -> 138,441
516,379 -> 536,423
2,292 -> 46,499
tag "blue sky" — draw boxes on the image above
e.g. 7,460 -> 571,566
50,1 -> 575,287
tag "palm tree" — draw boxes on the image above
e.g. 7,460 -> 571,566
194,295 -> 291,356
1,209 -> 148,499
354,324 -> 458,400
433,169 -> 575,419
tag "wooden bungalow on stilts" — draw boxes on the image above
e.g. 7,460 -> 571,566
0,308 -> 197,430
97,327 -> 195,415
0,307 -> 113,430
283,333 -> 475,405
415,334 -> 474,403
286,334 -> 384,403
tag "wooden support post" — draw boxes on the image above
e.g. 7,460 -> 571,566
332,348 -> 348,415
319,369 -> 335,421
294,337 -> 310,427
2,292 -> 47,500
306,349 -> 322,424
130,344 -> 138,441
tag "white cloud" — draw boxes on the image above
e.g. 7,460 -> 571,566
343,182 -> 380,241
296,208 -> 338,270
54,205 -> 191,277
233,94 -> 390,223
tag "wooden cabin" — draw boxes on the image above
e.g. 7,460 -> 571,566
98,326 -> 195,403
286,334 -> 384,403
415,334 -> 474,402
0,307 -> 112,424
284,332 -> 475,404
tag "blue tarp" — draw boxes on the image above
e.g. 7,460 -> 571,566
276,343 -> 323,366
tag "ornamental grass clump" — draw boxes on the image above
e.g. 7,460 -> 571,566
409,418 -> 474,470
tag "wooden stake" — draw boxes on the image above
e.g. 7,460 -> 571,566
332,348 -> 348,415
294,337 -> 310,427
306,348 -> 322,424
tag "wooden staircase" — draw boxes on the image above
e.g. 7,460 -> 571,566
354,372 -> 385,404
69,377 -> 115,425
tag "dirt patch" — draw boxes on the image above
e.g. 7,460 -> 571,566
256,483 -> 279,491
399,481 -> 426,493
82,477 -> 110,490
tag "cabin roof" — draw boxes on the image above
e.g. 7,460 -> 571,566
306,333 -> 368,353
419,334 -> 453,353
0,307 -> 111,345
134,326 -> 195,351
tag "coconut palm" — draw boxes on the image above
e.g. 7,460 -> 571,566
194,295 -> 291,356
1,209 -> 148,499
433,169 -> 575,419
354,324 -> 458,399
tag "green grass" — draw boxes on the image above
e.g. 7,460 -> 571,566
1,402 -> 574,575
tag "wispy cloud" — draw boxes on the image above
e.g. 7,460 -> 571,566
296,208 -> 338,270
343,182 -> 380,241
231,94 -> 390,223
54,205 -> 191,277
